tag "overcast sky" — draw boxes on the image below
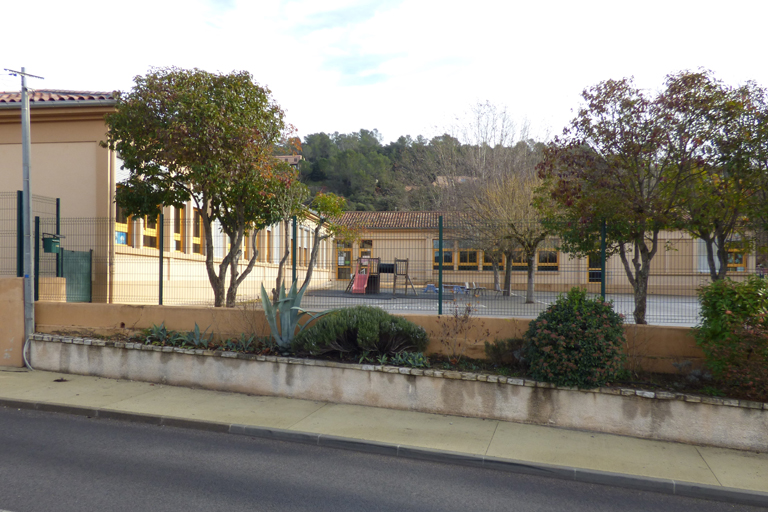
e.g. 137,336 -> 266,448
2,0 -> 766,144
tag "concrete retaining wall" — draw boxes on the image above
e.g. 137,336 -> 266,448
30,335 -> 768,452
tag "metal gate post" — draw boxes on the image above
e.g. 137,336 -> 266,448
438,216 -> 443,315
34,216 -> 40,301
292,216 -> 297,287
56,198 -> 61,277
158,212 -> 164,305
16,191 -> 23,277
600,219 -> 607,300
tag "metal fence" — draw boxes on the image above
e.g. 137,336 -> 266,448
0,203 -> 759,326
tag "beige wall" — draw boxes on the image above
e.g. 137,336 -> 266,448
34,302 -> 703,374
0,278 -> 25,367
0,109 -> 114,218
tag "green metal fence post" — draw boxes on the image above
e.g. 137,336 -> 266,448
158,212 -> 164,305
56,198 -> 61,278
292,215 -> 297,286
16,191 -> 23,278
438,215 -> 443,315
600,219 -> 607,300
34,216 -> 40,301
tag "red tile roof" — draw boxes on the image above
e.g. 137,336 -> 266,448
337,211 -> 468,230
0,89 -> 115,105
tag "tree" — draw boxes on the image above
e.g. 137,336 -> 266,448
467,172 -> 549,301
269,166 -> 310,302
103,67 -> 293,307
662,71 -> 767,281
267,185 -> 350,306
538,77 -> 695,324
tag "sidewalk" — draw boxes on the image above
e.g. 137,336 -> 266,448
1,367 -> 767,507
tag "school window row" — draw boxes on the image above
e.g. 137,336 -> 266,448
432,240 -> 559,272
115,205 -> 329,268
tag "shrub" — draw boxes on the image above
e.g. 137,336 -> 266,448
524,288 -> 625,388
437,301 -> 496,364
292,306 -> 429,358
695,276 -> 768,400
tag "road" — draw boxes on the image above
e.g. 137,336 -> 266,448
0,408 -> 761,512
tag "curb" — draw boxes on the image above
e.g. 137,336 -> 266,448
2,397 -> 767,508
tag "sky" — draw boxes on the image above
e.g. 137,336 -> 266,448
2,0 -> 767,145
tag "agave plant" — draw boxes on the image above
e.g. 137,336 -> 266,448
181,323 -> 214,348
144,322 -> 181,345
260,281 -> 334,352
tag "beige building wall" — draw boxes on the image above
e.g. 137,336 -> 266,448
0,109 -> 114,218
335,228 -> 755,296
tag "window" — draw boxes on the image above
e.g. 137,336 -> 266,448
174,206 -> 184,252
115,205 -> 131,246
143,215 -> 159,249
511,249 -> 528,271
433,240 -> 454,270
483,252 -> 504,271
337,241 -> 352,279
192,210 -> 203,255
360,239 -> 373,259
458,250 -> 479,271
726,242 -> 746,272
266,229 -> 272,262
538,250 -> 559,271
588,254 -> 602,282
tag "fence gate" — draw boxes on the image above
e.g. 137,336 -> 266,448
61,249 -> 92,302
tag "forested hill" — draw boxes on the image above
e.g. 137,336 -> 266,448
295,129 -> 545,212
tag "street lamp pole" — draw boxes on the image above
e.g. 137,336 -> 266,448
5,67 -> 44,367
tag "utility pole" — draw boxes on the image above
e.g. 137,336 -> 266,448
5,67 -> 44,364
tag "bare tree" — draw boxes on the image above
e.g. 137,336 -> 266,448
467,171 -> 548,302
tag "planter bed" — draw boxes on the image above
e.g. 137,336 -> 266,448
29,333 -> 768,452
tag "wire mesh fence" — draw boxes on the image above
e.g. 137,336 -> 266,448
1,204 -> 761,326
0,192 -> 58,280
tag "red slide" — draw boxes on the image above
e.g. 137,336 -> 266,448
351,272 -> 369,294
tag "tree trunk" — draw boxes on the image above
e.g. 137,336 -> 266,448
617,233 -> 659,325
715,232 -> 729,281
703,231 -> 730,282
200,206 -> 227,308
503,253 -> 513,297
632,267 -> 649,325
525,253 -> 535,303
301,222 -> 327,292
273,219 -> 291,303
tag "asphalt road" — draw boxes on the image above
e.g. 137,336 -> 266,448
0,407 -> 761,512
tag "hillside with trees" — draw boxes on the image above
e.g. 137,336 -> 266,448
296,103 -> 545,212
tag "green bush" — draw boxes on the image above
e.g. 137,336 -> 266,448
695,276 -> 768,400
292,306 -> 429,358
524,288 -> 625,388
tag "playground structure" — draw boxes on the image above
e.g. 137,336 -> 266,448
346,257 -> 416,295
